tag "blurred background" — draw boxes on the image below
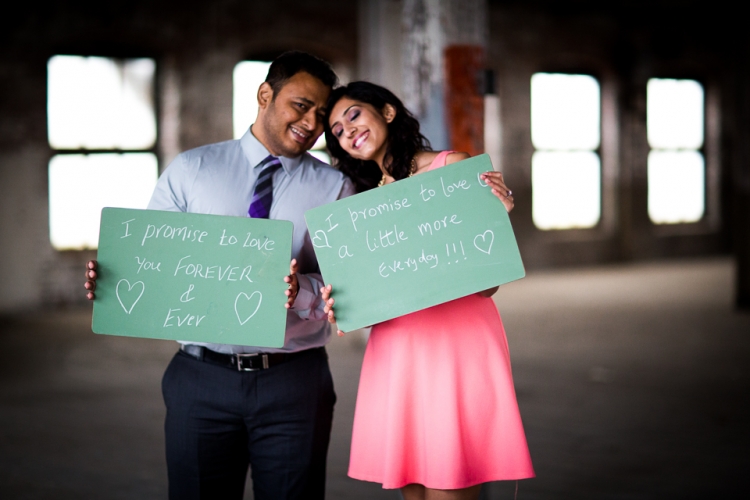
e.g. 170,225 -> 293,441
1,0 -> 748,498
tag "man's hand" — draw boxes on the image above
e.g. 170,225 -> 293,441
480,171 -> 514,213
283,259 -> 300,309
84,260 -> 98,300
320,284 -> 344,337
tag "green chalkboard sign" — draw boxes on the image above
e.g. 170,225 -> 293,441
92,208 -> 292,347
305,154 -> 525,332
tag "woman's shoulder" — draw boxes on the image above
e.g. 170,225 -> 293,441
414,150 -> 470,172
444,151 -> 470,165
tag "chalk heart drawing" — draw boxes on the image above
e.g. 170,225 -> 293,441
311,229 -> 331,248
116,279 -> 145,314
235,291 -> 263,326
474,230 -> 495,255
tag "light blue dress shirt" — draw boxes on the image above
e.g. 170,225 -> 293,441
148,128 -> 356,354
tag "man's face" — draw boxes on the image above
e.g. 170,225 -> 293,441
255,71 -> 331,158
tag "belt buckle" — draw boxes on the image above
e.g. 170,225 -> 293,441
234,353 -> 269,371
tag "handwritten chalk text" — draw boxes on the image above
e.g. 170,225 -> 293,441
365,225 -> 408,252
142,224 -> 208,246
348,198 -> 412,232
173,255 -> 253,282
163,307 -> 207,327
417,214 -> 463,236
378,249 -> 439,277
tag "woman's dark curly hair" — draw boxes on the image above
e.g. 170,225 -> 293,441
324,81 -> 431,193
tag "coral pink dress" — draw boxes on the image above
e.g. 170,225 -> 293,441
347,151 -> 535,489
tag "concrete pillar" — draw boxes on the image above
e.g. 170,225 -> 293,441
444,45 -> 485,156
441,0 -> 488,157
734,44 -> 750,310
158,56 -> 182,171
357,0 -> 404,95
358,0 -> 488,154
483,81 -> 502,172
0,54 -> 55,312
737,194 -> 750,310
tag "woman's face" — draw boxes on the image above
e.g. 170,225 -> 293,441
329,97 -> 395,165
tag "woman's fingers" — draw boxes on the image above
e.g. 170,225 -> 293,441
324,299 -> 336,323
319,285 -> 337,325
318,288 -> 345,335
481,171 -> 511,194
495,191 -> 514,212
481,172 -> 514,212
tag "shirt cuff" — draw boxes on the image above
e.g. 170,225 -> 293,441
291,273 -> 317,319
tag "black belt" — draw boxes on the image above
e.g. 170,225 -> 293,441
180,344 -> 311,372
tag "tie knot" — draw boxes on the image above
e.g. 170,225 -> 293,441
259,155 -> 282,172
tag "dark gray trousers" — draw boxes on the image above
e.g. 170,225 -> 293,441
161,347 -> 335,500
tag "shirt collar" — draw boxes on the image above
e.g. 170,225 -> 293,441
240,126 -> 303,175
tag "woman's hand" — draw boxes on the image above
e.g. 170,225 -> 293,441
283,259 -> 300,309
480,171 -> 514,213
320,284 -> 345,337
84,260 -> 98,300
478,171 -> 512,297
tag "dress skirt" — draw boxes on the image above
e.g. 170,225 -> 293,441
347,294 -> 535,489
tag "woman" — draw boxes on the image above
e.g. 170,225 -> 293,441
321,82 -> 534,500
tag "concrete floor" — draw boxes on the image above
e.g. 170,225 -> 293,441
1,258 -> 748,499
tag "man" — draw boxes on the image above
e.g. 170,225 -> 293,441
85,51 -> 355,499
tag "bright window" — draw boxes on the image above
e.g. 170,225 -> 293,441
49,154 -> 157,249
531,151 -> 601,230
647,78 -> 705,224
233,61 -> 272,140
233,60 -> 330,164
47,55 -> 158,250
48,56 -> 157,149
531,73 -> 601,230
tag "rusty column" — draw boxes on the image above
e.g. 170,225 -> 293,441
444,45 -> 485,156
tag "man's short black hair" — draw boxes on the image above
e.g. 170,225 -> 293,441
265,51 -> 338,97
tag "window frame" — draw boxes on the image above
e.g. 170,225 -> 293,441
47,54 -> 160,251
645,75 -> 721,236
528,68 -> 619,240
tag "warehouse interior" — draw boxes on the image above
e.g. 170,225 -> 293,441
1,0 -> 748,498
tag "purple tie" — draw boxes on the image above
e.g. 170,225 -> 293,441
248,156 -> 282,219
